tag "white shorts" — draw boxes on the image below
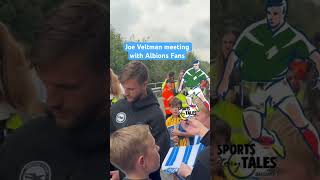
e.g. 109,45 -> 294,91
243,78 -> 295,112
187,87 -> 203,97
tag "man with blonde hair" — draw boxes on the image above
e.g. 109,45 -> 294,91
110,125 -> 160,180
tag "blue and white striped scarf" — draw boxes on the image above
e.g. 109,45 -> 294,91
161,143 -> 205,174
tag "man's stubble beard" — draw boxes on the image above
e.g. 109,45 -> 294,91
131,91 -> 145,104
128,88 -> 147,104
54,101 -> 105,129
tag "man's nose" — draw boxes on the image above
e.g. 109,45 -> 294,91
124,89 -> 129,96
46,86 -> 63,108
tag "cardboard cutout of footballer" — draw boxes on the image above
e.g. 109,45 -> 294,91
178,60 -> 210,111
218,0 -> 320,160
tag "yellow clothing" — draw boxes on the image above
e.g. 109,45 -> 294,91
111,97 -> 119,104
166,116 -> 189,146
6,114 -> 23,130
175,93 -> 188,108
161,79 -> 168,90
175,81 -> 179,92
212,101 -> 250,144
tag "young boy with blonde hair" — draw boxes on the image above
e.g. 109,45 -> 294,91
110,125 -> 160,180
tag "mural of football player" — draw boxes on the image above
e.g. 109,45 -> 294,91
218,0 -> 320,159
178,59 -> 210,110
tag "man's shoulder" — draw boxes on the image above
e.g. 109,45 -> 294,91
246,19 -> 268,33
185,68 -> 194,75
285,25 -> 315,47
198,69 -> 208,76
234,20 -> 268,50
237,19 -> 267,41
3,116 -> 54,146
140,104 -> 163,121
142,105 -> 164,124
0,116 -> 56,168
285,24 -> 301,35
13,116 -> 53,135
111,99 -> 128,110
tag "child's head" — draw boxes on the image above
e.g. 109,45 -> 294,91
169,98 -> 182,117
168,71 -> 175,82
110,125 -> 160,177
166,81 -> 173,91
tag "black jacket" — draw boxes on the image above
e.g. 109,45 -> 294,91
110,88 -> 170,163
186,131 -> 210,180
0,115 -> 107,180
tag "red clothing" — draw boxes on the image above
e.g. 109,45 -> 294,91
162,84 -> 174,115
200,80 -> 207,89
290,60 -> 309,80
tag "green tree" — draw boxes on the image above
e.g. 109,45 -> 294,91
110,26 -> 129,74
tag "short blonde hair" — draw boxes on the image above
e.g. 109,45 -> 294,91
0,22 -> 44,116
110,68 -> 123,97
110,125 -> 151,173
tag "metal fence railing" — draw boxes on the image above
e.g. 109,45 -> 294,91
148,80 -> 179,97
148,82 -> 163,97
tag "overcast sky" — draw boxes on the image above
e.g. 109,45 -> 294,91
111,0 -> 210,62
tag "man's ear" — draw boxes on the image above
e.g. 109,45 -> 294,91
143,81 -> 148,88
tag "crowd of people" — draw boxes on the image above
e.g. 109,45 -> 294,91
110,60 -> 211,180
110,1 -> 320,178
2,0 -> 320,179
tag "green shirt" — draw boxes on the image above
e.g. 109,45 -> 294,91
234,19 -> 316,82
182,68 -> 209,88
